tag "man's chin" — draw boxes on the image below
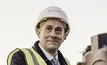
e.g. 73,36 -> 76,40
48,47 -> 58,51
47,41 -> 58,45
46,42 -> 59,49
47,45 -> 58,49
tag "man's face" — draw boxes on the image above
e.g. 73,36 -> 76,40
37,19 -> 65,51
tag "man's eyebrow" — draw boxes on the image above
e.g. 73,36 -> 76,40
56,27 -> 62,29
46,25 -> 52,27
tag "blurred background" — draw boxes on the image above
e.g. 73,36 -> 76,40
0,0 -> 107,65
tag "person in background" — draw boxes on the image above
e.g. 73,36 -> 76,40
77,45 -> 107,65
7,6 -> 71,65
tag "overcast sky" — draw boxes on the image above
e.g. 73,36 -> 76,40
1,0 -> 107,65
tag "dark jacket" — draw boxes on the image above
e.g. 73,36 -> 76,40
9,41 -> 68,65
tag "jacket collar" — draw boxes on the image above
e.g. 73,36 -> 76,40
32,41 -> 68,65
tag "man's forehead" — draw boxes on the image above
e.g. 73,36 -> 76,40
44,20 -> 64,28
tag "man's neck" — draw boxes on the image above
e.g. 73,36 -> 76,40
39,43 -> 58,60
46,49 -> 57,57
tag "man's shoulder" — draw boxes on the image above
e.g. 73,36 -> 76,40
9,48 -> 24,58
12,49 -> 24,58
7,48 -> 26,65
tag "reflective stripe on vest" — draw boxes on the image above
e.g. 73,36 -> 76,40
29,48 -> 47,65
19,48 -> 35,65
25,48 -> 39,65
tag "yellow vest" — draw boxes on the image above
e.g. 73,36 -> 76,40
8,48 -> 71,65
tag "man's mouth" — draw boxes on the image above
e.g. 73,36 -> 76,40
47,40 -> 58,43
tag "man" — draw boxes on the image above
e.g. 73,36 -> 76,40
7,6 -> 71,65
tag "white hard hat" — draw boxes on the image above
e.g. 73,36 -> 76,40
35,6 -> 70,38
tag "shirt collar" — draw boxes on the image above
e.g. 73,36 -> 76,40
39,43 -> 58,61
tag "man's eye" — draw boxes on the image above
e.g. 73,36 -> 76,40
56,29 -> 61,32
47,28 -> 52,30
56,27 -> 62,31
55,27 -> 62,34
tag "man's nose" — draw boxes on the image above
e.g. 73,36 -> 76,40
50,30 -> 57,38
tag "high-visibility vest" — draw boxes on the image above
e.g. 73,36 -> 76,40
8,48 -> 71,65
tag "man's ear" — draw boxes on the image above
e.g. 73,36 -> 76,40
62,34 -> 66,42
63,33 -> 66,41
36,29 -> 40,38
